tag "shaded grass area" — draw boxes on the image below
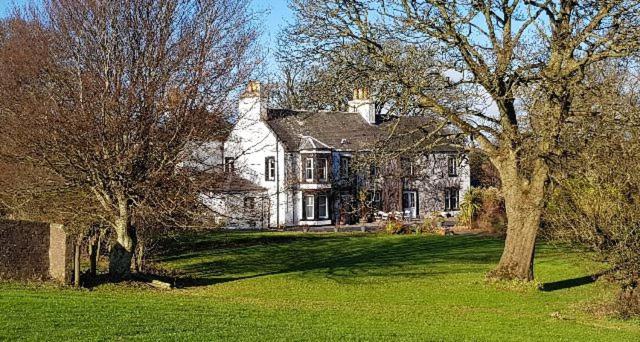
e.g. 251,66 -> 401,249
1,231 -> 639,341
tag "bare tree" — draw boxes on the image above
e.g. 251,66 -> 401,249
543,60 -> 640,315
281,0 -> 640,280
0,0 -> 259,279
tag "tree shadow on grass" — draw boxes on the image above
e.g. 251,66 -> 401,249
539,270 -> 610,292
151,232 -> 504,288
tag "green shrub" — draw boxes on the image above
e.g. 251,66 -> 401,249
421,213 -> 444,234
459,188 -> 481,227
383,220 -> 405,234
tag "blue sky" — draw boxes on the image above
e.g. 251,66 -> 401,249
0,0 -> 291,69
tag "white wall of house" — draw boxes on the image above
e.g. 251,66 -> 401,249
224,94 -> 288,228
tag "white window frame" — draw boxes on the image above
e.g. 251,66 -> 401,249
447,155 -> 457,177
318,158 -> 328,181
318,195 -> 328,219
266,157 -> 276,181
305,195 -> 315,220
305,158 -> 314,181
445,188 -> 459,211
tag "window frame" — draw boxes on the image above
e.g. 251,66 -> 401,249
444,188 -> 459,211
317,158 -> 328,182
304,195 -> 315,220
265,156 -> 276,181
244,197 -> 255,210
318,195 -> 329,219
340,156 -> 350,178
447,155 -> 458,177
305,157 -> 315,182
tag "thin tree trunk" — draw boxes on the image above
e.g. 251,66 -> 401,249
488,156 -> 547,281
132,241 -> 144,273
136,242 -> 144,272
74,241 -> 81,287
88,237 -> 98,278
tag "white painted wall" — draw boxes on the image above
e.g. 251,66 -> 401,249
224,95 -> 287,227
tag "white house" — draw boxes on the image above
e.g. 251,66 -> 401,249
214,81 -> 470,228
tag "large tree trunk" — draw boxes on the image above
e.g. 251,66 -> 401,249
109,200 -> 135,280
488,155 -> 548,281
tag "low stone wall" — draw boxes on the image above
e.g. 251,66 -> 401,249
0,219 -> 73,283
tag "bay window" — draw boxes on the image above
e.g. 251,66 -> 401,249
305,158 -> 314,181
318,195 -> 328,219
317,158 -> 328,182
304,195 -> 315,220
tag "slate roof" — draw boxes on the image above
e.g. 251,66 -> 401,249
265,109 -> 380,151
265,108 -> 458,152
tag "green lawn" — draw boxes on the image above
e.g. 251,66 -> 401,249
1,232 -> 639,341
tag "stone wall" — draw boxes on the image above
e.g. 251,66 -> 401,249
0,219 -> 73,283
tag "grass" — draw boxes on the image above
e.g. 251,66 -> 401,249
1,231 -> 639,341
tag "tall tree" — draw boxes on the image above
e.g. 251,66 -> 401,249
0,0 -> 258,279
281,0 -> 640,280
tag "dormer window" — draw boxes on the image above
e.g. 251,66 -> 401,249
447,155 -> 457,177
305,157 -> 314,181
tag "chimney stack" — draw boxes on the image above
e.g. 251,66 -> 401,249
238,80 -> 267,121
348,87 -> 376,124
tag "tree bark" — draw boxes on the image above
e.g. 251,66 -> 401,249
88,237 -> 98,278
74,241 -> 81,287
109,199 -> 135,280
133,241 -> 145,273
488,155 -> 548,281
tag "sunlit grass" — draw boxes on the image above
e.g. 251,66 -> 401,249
1,231 -> 638,341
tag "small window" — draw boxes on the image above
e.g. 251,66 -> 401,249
317,158 -> 328,182
447,155 -> 457,177
444,188 -> 459,211
265,157 -> 276,181
304,195 -> 315,220
318,195 -> 329,219
340,156 -> 350,177
244,197 -> 255,210
305,158 -> 314,181
370,164 -> 377,177
224,157 -> 235,173
401,157 -> 414,176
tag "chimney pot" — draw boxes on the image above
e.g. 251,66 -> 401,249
241,80 -> 262,99
348,87 -> 376,124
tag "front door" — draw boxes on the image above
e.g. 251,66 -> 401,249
403,191 -> 417,219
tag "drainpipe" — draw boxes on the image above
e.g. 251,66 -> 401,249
276,142 -> 280,228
